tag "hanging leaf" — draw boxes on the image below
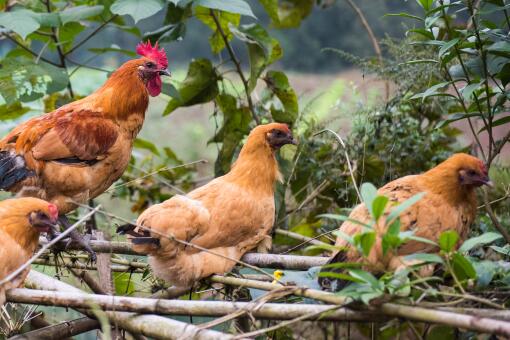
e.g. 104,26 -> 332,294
230,23 -> 282,92
0,9 -> 41,39
264,70 -> 298,124
111,0 -> 165,23
0,102 -> 30,121
451,252 -> 477,281
196,6 -> 240,54
259,0 -> 314,28
134,138 -> 161,156
458,232 -> 502,253
59,5 -> 104,25
0,58 -> 69,104
163,59 -> 219,115
209,93 -> 251,175
193,0 -> 255,18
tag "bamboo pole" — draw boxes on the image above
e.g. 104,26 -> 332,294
39,238 -> 329,269
6,288 -> 386,322
22,271 -> 233,340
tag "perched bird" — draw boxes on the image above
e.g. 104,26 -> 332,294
119,123 -> 296,288
0,198 -> 58,305
320,153 -> 491,290
0,41 -> 169,258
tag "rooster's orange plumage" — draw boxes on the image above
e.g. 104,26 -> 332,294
119,123 -> 296,288
0,42 -> 169,257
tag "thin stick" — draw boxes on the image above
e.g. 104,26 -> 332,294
105,160 -> 206,193
482,188 -> 510,244
314,129 -> 362,202
10,317 -> 99,340
0,206 -> 101,286
210,10 -> 260,125
65,15 -> 119,56
274,229 -> 331,248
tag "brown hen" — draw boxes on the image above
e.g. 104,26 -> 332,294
0,198 -> 58,305
119,123 -> 296,288
321,153 -> 491,289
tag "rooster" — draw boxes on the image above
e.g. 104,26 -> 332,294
0,198 -> 58,305
320,153 -> 491,290
0,41 -> 169,259
118,123 -> 296,288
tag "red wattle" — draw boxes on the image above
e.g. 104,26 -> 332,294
147,76 -> 162,97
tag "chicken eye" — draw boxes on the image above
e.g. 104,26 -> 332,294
468,169 -> 477,176
274,130 -> 284,137
146,62 -> 156,68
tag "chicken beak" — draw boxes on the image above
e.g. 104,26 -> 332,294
290,137 -> 298,145
484,179 -> 494,187
158,69 -> 171,76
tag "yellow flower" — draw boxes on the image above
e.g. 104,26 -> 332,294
272,270 -> 284,284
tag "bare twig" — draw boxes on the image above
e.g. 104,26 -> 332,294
482,188 -> 510,244
210,10 -> 260,125
344,0 -> 389,100
2,34 -> 61,66
314,129 -> 362,202
274,229 -> 331,248
65,15 -> 119,56
0,206 -> 101,286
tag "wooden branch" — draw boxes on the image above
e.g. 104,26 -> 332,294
68,267 -> 108,295
39,238 -> 330,270
6,288 -> 385,322
33,258 -> 143,273
23,271 -> 232,340
10,317 -> 99,340
210,276 -> 510,337
93,231 -> 114,294
379,303 -> 510,337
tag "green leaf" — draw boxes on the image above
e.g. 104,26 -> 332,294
371,196 -> 389,221
438,38 -> 460,58
360,182 -> 378,217
355,232 -> 376,257
259,0 -> 314,28
348,269 -> 380,289
319,214 -> 373,229
134,138 -> 160,156
439,230 -> 459,253
161,82 -> 181,100
404,253 -> 444,264
210,93 -> 251,175
410,81 -> 452,102
386,193 -> 425,223
317,271 -> 363,283
265,70 -> 298,124
113,272 -> 136,295
0,102 -> 30,121
417,0 -> 434,11
458,232 -> 502,253
111,0 -> 165,23
0,58 -> 69,104
230,23 -> 282,92
384,12 -> 423,21
163,59 -> 219,115
451,252 -> 476,280
60,5 -> 104,25
0,9 -> 40,39
460,82 -> 482,101
490,245 -> 510,255
196,6 -> 240,54
194,0 -> 255,17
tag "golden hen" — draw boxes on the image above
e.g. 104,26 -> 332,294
119,123 -> 296,288
0,198 -> 58,305
321,153 -> 491,290
0,41 -> 169,257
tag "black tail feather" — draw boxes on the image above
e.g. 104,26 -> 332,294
116,223 -> 137,235
0,151 -> 33,190
130,237 -> 160,246
318,250 -> 351,291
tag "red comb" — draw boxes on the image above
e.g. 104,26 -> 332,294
479,160 -> 488,175
48,203 -> 58,220
136,41 -> 168,69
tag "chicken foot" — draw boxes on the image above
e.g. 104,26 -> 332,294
53,215 -> 97,262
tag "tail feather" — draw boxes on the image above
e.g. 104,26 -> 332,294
318,250 -> 351,292
0,151 -> 33,190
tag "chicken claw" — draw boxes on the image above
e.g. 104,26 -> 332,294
58,216 -> 97,262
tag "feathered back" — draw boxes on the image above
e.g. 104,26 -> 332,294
226,123 -> 289,195
0,197 -> 57,251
